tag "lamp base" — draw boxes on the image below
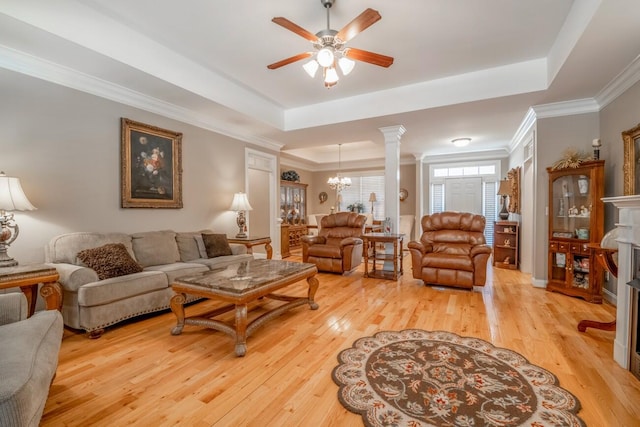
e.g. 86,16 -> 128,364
0,257 -> 18,268
499,196 -> 510,220
235,231 -> 248,238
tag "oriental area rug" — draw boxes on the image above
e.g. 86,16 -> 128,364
332,330 -> 585,427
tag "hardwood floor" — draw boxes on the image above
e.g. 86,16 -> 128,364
42,253 -> 640,426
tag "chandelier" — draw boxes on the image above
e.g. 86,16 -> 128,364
327,144 -> 351,191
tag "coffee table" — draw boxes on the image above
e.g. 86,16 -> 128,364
170,259 -> 319,356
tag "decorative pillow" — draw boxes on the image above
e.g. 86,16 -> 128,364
77,243 -> 143,280
202,233 -> 233,258
131,230 -> 180,267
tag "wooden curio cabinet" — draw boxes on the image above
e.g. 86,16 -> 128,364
546,160 -> 604,303
280,181 -> 308,256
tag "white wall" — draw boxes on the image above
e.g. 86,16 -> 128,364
0,68 -> 277,264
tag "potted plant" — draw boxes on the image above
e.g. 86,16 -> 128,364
346,202 -> 365,213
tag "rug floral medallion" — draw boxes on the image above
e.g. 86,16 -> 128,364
332,330 -> 585,427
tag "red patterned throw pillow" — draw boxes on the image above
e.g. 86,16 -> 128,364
77,243 -> 143,280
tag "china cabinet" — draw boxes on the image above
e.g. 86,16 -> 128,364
280,181 -> 308,255
493,221 -> 519,270
546,160 -> 604,303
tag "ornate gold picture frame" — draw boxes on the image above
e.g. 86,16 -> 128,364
622,123 -> 640,195
121,118 -> 183,208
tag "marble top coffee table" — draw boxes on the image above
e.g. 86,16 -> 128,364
170,259 -> 319,357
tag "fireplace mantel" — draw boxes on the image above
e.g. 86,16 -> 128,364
602,195 -> 640,369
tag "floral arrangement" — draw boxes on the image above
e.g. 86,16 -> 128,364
347,202 -> 365,213
281,170 -> 300,182
551,148 -> 593,170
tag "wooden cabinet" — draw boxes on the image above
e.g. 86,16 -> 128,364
493,221 -> 519,270
280,181 -> 308,256
546,160 -> 604,303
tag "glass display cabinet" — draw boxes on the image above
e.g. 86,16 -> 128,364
280,181 -> 308,256
546,160 -> 604,302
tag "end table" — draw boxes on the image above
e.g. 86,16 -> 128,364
0,264 -> 62,316
363,233 -> 404,280
227,236 -> 273,259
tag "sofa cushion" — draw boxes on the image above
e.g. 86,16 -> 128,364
77,243 -> 143,280
202,234 -> 233,258
176,233 -> 201,261
131,231 -> 180,267
77,271 -> 168,307
46,232 -> 134,265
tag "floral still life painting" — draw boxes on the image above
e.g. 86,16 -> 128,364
121,118 -> 183,208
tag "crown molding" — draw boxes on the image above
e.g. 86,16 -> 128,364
422,148 -> 509,164
596,54 -> 640,109
509,107 -> 537,154
0,44 -> 284,152
531,98 -> 600,119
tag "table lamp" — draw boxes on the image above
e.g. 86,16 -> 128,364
497,179 -> 511,220
0,172 -> 36,267
230,192 -> 253,238
369,192 -> 377,215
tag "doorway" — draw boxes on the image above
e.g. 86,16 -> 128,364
445,177 -> 482,214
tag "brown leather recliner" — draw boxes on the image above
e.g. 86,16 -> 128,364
408,211 -> 492,289
301,212 -> 366,274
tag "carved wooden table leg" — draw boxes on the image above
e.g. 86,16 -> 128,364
170,293 -> 186,335
40,281 -> 63,311
307,275 -> 319,310
235,304 -> 248,357
265,242 -> 273,259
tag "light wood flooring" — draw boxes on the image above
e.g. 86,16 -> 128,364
42,252 -> 640,426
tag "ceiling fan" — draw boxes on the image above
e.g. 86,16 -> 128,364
267,0 -> 394,88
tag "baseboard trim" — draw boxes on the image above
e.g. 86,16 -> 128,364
531,277 -> 547,288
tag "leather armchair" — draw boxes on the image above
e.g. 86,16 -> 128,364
301,212 -> 366,274
408,211 -> 492,289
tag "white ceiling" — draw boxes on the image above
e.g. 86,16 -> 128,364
2,0 -> 640,169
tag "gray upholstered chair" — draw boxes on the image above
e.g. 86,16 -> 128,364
0,293 -> 64,426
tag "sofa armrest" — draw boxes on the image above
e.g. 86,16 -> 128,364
408,241 -> 432,254
46,262 -> 99,292
301,235 -> 325,246
470,245 -> 492,257
0,293 -> 28,325
340,237 -> 362,247
229,243 -> 247,255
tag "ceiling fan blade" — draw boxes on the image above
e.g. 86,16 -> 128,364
272,17 -> 319,42
344,48 -> 394,68
267,52 -> 314,70
336,8 -> 381,42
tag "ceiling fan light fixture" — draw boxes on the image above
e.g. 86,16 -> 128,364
338,56 -> 355,75
303,59 -> 319,78
317,47 -> 335,67
324,67 -> 339,84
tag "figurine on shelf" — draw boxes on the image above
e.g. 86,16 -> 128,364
580,205 -> 589,216
568,205 -> 579,216
504,239 -> 510,247
503,256 -> 510,264
558,198 -> 565,216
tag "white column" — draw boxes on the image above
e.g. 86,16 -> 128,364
414,153 -> 425,242
379,125 -> 406,233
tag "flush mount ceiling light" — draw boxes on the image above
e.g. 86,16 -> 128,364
268,0 -> 394,88
452,138 -> 471,147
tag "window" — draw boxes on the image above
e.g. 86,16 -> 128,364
339,173 -> 385,220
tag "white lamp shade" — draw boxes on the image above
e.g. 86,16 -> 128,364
338,57 -> 355,75
229,192 -> 253,211
316,47 -> 334,67
324,67 -> 339,84
0,173 -> 36,211
303,60 -> 319,78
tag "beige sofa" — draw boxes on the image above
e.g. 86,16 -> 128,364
45,230 -> 252,337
